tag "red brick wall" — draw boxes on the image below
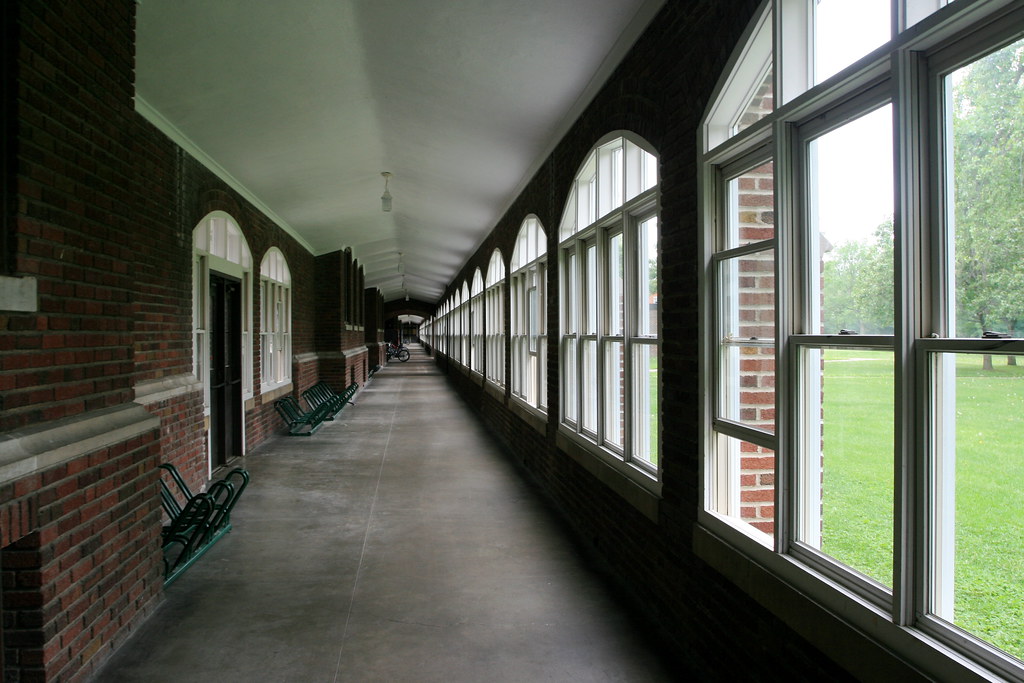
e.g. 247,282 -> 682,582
2,0 -> 136,434
1,1 -> 351,680
1,428 -> 162,682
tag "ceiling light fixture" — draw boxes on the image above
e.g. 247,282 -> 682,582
380,171 -> 392,212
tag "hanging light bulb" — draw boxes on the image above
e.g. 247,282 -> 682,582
380,172 -> 392,212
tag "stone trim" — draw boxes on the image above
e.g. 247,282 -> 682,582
0,404 -> 160,486
133,373 -> 202,406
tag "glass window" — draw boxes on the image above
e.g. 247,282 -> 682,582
260,248 -> 292,390
511,217 -> 547,412
559,134 -> 659,479
813,0 -> 890,85
485,249 -> 505,386
702,1 -> 1024,677
471,270 -> 484,374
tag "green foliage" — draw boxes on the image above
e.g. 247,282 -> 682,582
821,39 -> 1024,339
953,40 -> 1024,337
822,221 -> 893,334
823,351 -> 1024,660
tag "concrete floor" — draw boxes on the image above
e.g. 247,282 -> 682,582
93,345 -> 681,682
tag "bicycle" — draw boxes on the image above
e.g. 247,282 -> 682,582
386,342 -> 410,362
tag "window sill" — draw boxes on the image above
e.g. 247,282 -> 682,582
483,380 -> 505,402
555,429 -> 660,522
134,373 -> 203,406
0,404 -> 159,487
509,396 -> 546,435
694,519 -> 999,682
260,382 -> 293,403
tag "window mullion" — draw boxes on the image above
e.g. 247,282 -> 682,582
774,117 -> 798,556
894,45 -> 930,627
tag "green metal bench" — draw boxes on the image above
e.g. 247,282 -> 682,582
301,381 -> 358,419
274,394 -> 333,435
159,463 -> 250,585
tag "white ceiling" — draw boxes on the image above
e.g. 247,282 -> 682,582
135,0 -> 663,305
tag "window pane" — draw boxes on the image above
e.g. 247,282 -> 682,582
708,436 -> 775,545
736,67 -> 774,134
608,232 -> 624,336
949,38 -> 1024,338
798,347 -> 893,588
603,340 -> 624,449
582,339 -> 598,433
812,106 -> 894,334
565,250 -> 578,334
638,216 -> 658,337
632,343 -> 658,466
717,248 -> 775,432
727,162 -> 774,248
564,338 -> 577,423
585,242 -> 597,335
538,333 -> 547,411
814,0 -> 889,85
931,352 -> 1024,660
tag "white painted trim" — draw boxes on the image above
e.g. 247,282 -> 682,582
133,373 -> 203,406
135,96 -> 314,254
0,405 -> 159,486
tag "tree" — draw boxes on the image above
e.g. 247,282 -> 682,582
823,221 -> 894,335
952,41 -> 1024,344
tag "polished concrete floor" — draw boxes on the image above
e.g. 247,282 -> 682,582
94,345 -> 681,682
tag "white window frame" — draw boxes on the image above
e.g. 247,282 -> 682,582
461,281 -> 472,368
192,211 -> 254,410
558,133 -> 660,490
470,269 -> 484,375
259,248 -> 292,392
510,216 -> 547,413
699,1 -> 1024,680
485,249 -> 506,387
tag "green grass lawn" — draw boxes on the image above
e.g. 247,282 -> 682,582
821,350 -> 1024,659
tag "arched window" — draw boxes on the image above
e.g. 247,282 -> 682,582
461,281 -> 471,366
452,290 -> 463,364
559,133 -> 659,481
700,0 -> 1024,677
510,216 -> 547,411
485,249 -> 506,386
470,269 -> 484,374
260,248 -> 291,391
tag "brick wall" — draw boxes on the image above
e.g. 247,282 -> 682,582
1,1 -> 363,680
2,0 -> 136,434
1,424 -> 162,683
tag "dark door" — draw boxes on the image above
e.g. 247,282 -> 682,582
209,273 -> 243,467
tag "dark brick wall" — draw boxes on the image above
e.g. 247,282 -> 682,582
2,0 -> 137,433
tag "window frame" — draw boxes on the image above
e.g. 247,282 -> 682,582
485,249 -> 506,387
510,216 -> 547,414
192,212 -> 254,409
259,248 -> 292,392
558,133 -> 661,491
699,1 -> 1024,679
470,271 -> 484,375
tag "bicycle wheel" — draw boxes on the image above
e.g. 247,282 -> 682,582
397,348 -> 410,362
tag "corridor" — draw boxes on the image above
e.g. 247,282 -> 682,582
93,346 -> 681,682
